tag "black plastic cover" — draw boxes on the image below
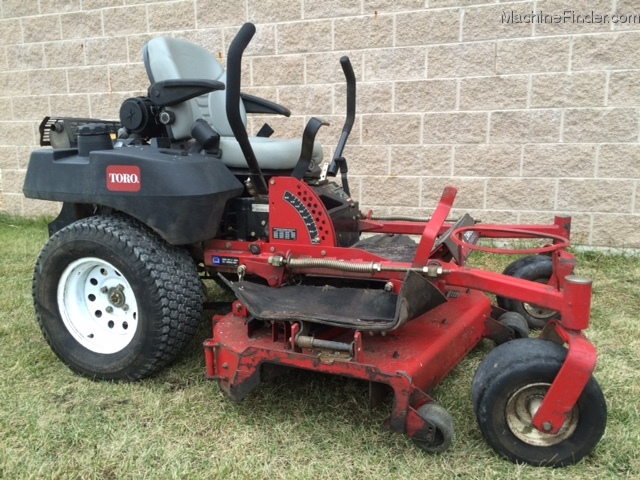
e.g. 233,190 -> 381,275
224,197 -> 269,241
191,118 -> 220,151
119,97 -> 165,138
39,116 -> 121,148
313,182 -> 359,247
77,123 -> 114,157
23,146 -> 244,245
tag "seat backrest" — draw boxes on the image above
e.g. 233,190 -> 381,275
143,37 -> 246,140
142,36 -> 323,173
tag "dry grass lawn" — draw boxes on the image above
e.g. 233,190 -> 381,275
0,215 -> 638,479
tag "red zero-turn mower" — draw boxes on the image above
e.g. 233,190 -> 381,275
24,23 -> 606,467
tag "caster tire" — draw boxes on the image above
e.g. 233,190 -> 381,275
496,312 -> 530,344
500,254 -> 550,279
497,255 -> 558,329
472,339 -> 606,467
412,402 -> 455,454
32,215 -> 204,381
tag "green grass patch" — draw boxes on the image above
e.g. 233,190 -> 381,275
1,215 -> 638,478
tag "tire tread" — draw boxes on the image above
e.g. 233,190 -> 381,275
33,214 -> 204,380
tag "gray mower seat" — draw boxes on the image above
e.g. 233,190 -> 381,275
143,37 -> 323,171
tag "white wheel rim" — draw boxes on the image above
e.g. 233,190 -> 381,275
523,278 -> 557,320
57,257 -> 139,354
523,302 -> 557,319
506,383 -> 578,447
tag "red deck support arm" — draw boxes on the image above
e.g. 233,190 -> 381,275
532,321 -> 598,434
445,266 -> 566,312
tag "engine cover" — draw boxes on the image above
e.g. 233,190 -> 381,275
23,145 -> 244,245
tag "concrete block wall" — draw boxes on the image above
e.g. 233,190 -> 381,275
1,0 -> 640,246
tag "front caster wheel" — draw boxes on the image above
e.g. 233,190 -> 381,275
472,339 -> 606,467
33,215 -> 204,381
497,255 -> 558,329
496,312 -> 529,343
411,402 -> 455,454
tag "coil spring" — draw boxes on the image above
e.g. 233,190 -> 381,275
286,257 -> 380,273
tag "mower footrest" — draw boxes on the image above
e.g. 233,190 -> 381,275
353,234 -> 417,262
223,271 -> 446,331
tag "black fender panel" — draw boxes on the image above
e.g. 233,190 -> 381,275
23,146 -> 244,245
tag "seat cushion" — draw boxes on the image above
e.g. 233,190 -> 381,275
218,136 -> 323,170
144,37 -> 246,141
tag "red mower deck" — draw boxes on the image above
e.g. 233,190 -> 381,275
206,288 -> 492,439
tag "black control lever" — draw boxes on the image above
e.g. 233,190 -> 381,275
327,56 -> 356,196
291,117 -> 329,180
226,22 -> 268,196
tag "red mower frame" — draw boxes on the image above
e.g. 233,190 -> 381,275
203,178 -> 596,448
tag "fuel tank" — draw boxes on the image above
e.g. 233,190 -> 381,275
24,131 -> 244,245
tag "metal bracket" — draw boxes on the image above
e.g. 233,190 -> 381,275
533,321 -> 597,434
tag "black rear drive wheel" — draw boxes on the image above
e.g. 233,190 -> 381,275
32,215 -> 204,381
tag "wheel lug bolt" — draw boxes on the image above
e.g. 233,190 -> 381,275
106,306 -> 113,313
101,287 -> 108,293
117,284 -> 124,291
122,304 -> 129,311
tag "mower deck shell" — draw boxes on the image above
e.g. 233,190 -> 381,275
205,287 -> 491,434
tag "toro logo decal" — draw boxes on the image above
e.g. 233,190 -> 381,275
106,165 -> 141,192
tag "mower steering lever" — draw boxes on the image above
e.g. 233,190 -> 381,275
327,56 -> 356,193
226,22 -> 268,196
329,57 -> 356,170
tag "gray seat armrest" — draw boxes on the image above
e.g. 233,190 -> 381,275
149,79 -> 225,107
240,93 -> 291,117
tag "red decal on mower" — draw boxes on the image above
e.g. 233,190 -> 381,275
106,165 -> 141,192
